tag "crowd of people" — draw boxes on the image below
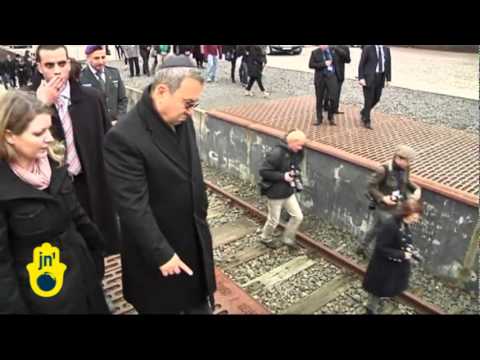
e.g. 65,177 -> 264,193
0,51 -> 37,90
0,45 -> 425,315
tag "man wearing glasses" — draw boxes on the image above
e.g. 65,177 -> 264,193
103,56 -> 216,314
356,145 -> 422,257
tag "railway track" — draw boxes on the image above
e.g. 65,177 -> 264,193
205,180 -> 445,315
102,175 -> 449,315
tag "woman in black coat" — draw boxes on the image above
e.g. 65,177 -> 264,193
245,45 -> 269,97
362,199 -> 424,314
0,91 -> 109,314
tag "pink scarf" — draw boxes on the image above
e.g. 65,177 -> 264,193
9,154 -> 52,190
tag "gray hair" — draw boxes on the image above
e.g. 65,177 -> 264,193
151,66 -> 204,94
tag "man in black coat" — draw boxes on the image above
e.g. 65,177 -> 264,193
139,45 -> 152,76
324,45 -> 351,114
358,45 -> 392,129
103,56 -> 216,314
0,59 -> 9,90
5,54 -> 17,88
309,45 -> 339,126
34,45 -> 120,262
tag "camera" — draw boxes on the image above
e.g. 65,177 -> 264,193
289,165 -> 304,192
390,190 -> 404,203
403,244 -> 424,264
365,193 -> 377,210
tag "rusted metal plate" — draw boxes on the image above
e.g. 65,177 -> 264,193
102,255 -> 270,315
213,268 -> 271,315
211,96 -> 479,203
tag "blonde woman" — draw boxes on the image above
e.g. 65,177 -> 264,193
0,91 -> 109,314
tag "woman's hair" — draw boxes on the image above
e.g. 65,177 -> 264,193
0,90 -> 65,165
396,198 -> 424,218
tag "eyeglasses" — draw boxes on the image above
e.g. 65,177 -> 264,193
183,100 -> 200,110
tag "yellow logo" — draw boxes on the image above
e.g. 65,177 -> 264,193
26,243 -> 67,298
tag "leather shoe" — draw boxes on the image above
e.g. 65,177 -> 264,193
334,111 -> 344,115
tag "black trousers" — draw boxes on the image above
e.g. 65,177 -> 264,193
140,52 -> 150,76
315,74 -> 338,122
361,73 -> 385,123
9,73 -> 16,88
246,74 -> 265,92
324,80 -> 344,112
239,59 -> 249,85
179,299 -> 213,315
128,57 -> 140,77
229,56 -> 238,82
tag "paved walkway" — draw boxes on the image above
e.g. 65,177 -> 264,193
266,46 -> 479,100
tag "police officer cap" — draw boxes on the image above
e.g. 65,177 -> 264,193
158,55 -> 196,69
85,45 -> 104,55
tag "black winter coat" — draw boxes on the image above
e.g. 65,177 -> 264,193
363,216 -> 412,298
32,80 -> 121,256
246,46 -> 266,78
0,160 -> 109,314
103,86 -> 216,314
259,143 -> 304,200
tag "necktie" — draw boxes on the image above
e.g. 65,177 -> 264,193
377,46 -> 384,73
96,71 -> 105,91
56,99 -> 82,176
324,49 -> 334,72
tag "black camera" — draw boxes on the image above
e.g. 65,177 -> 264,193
289,165 -> 303,192
390,190 -> 404,203
365,193 -> 377,210
403,244 -> 424,264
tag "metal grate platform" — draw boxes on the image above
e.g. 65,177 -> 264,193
214,96 -> 479,201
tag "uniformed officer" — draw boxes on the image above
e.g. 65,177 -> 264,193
80,45 -> 128,125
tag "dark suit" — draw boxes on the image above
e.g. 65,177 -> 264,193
358,45 -> 392,124
309,47 -> 339,124
103,86 -> 216,314
79,65 -> 128,123
324,45 -> 351,112
34,81 -> 121,259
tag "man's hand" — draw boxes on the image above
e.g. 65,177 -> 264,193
159,254 -> 193,277
404,252 -> 412,261
325,60 -> 332,67
284,172 -> 294,183
410,190 -> 421,201
36,76 -> 64,106
359,79 -> 366,87
382,195 -> 397,206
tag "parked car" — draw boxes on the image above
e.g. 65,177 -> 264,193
266,45 -> 303,55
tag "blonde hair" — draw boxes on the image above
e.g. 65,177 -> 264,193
0,90 -> 65,165
286,129 -> 307,143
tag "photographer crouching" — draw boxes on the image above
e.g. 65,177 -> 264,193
357,145 -> 422,257
363,198 -> 424,314
258,130 -> 306,249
